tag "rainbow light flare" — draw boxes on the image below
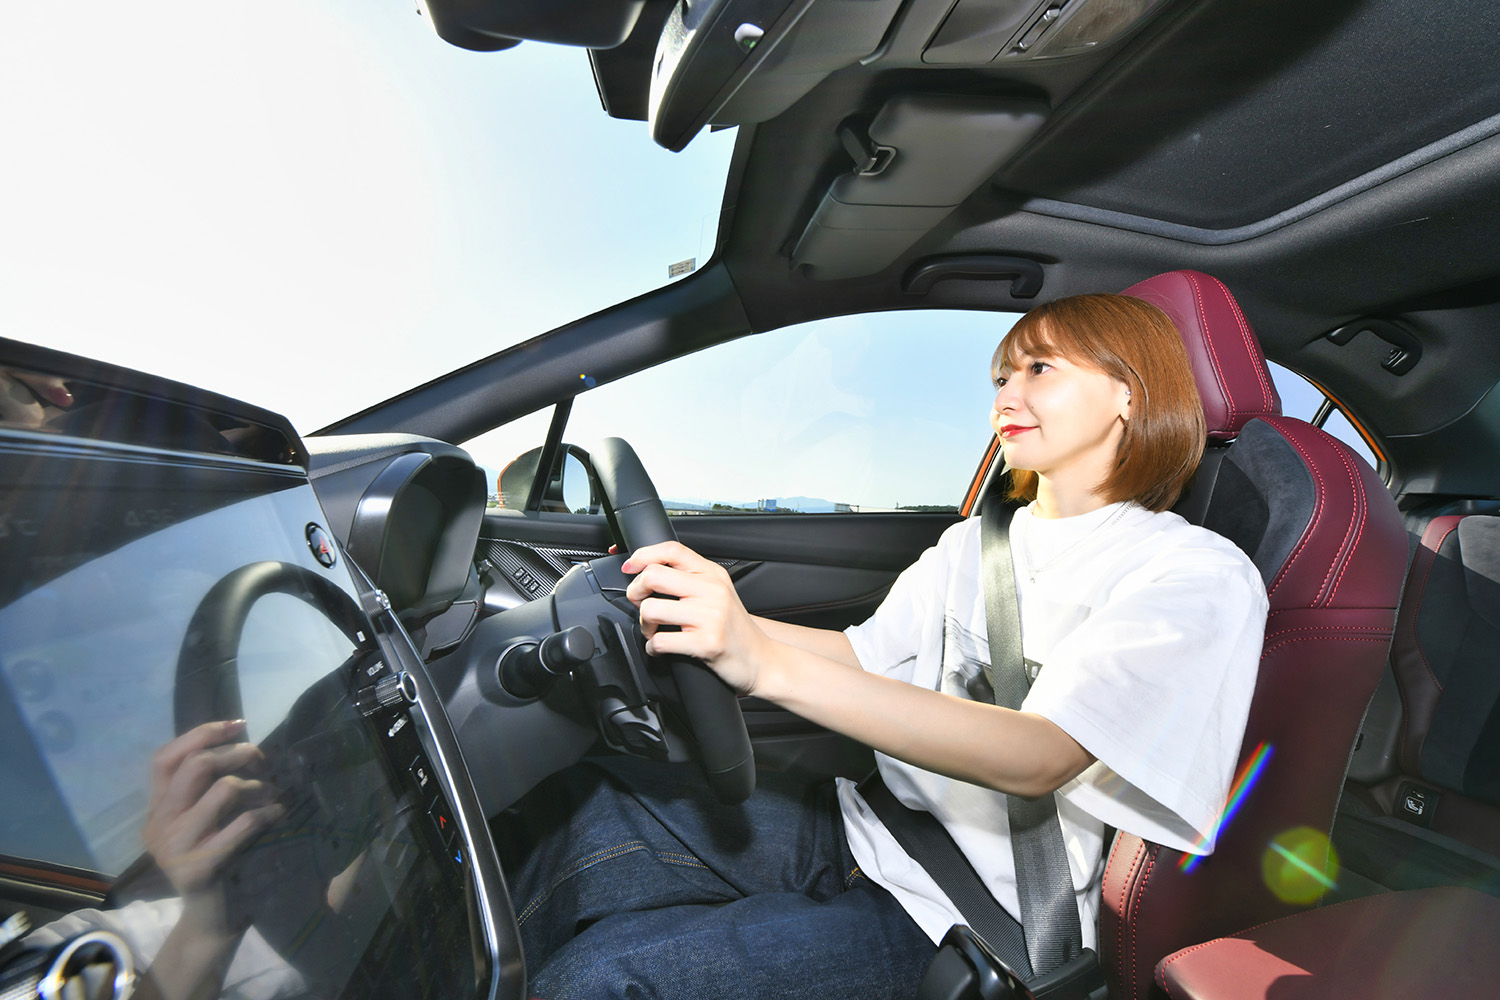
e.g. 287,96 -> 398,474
1178,741 -> 1274,873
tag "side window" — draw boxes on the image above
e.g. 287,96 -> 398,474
1266,362 -> 1382,473
466,312 -> 1016,515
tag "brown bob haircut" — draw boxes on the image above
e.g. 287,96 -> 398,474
993,293 -> 1206,512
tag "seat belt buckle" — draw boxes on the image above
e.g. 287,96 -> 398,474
917,926 -> 1107,1000
1026,947 -> 1107,1000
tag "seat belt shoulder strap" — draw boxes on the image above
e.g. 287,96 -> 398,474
981,494 -> 1084,977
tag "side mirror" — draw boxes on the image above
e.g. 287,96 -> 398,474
558,447 -> 598,514
496,444 -> 600,514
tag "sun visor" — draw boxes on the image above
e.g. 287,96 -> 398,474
649,0 -> 905,152
791,95 -> 1048,280
421,0 -> 648,51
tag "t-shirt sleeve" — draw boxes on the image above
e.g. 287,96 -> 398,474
1022,544 -> 1268,854
844,522 -> 961,683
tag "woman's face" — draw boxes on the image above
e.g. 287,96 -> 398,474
991,347 -> 1132,491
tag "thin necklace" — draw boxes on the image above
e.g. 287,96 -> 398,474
1024,502 -> 1134,584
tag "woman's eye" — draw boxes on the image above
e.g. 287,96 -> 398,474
1029,361 -> 1051,376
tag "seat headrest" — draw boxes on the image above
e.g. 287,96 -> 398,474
1121,270 -> 1281,440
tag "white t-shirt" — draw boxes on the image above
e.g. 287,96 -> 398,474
837,501 -> 1267,948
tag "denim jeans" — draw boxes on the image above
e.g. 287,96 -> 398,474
494,756 -> 937,1000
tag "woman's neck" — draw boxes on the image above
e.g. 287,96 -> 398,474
1032,477 -> 1114,519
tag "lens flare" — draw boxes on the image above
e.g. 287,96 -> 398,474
1262,826 -> 1340,904
1179,742 -> 1273,873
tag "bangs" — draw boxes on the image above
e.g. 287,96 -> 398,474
992,314 -> 1090,379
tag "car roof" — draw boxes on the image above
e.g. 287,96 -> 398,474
343,0 -> 1500,498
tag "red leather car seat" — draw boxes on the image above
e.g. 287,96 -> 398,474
1097,270 -> 1409,999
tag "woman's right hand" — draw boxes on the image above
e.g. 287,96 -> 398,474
622,540 -> 773,696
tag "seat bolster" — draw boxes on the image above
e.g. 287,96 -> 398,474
1100,834 -> 1165,1000
1392,515 -> 1464,773
1256,417 -> 1405,612
1155,887 -> 1500,999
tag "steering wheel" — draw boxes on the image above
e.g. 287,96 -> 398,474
588,437 -> 756,804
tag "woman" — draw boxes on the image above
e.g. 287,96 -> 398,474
501,294 -> 1268,999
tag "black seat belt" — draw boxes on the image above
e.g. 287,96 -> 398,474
858,493 -> 1098,997
977,494 -> 1084,976
857,774 -> 1031,974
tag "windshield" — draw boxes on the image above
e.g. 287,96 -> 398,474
0,0 -> 735,433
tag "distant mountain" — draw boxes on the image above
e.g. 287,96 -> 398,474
661,498 -> 714,511
747,495 -> 842,512
662,495 -> 845,512
656,496 -> 945,513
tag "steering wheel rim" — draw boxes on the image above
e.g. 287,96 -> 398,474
588,437 -> 756,804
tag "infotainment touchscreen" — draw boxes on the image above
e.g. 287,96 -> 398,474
0,365 -> 495,999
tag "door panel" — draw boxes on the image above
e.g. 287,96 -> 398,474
673,512 -> 959,573
477,510 -> 959,622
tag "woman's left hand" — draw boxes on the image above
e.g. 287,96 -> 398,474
622,540 -> 771,695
